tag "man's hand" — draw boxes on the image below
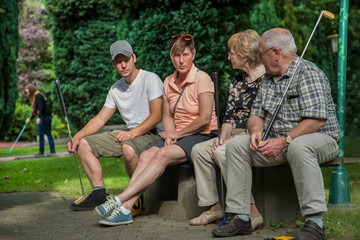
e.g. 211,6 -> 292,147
115,130 -> 137,143
26,118 -> 31,124
36,118 -> 41,124
249,131 -> 263,152
258,137 -> 287,159
161,130 -> 180,140
67,137 -> 80,153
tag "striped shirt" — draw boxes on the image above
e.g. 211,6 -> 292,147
251,55 -> 340,142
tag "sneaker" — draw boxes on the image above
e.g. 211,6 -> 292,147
99,207 -> 133,226
34,152 -> 44,158
212,215 -> 252,237
70,189 -> 107,211
131,196 -> 143,217
95,196 -> 119,218
294,220 -> 326,240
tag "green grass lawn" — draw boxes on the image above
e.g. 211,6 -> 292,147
1,138 -> 360,239
0,155 -> 129,199
0,145 -> 68,155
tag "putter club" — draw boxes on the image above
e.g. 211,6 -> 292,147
259,10 -> 334,146
212,72 -> 226,221
55,79 -> 86,204
7,115 -> 32,155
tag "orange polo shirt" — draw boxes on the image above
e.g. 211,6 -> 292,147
163,64 -> 217,134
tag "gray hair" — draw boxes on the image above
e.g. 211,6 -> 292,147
262,29 -> 297,56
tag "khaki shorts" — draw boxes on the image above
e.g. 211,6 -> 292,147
84,129 -> 160,158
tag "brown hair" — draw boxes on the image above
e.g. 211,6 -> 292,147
169,34 -> 195,60
25,83 -> 44,104
227,29 -> 261,68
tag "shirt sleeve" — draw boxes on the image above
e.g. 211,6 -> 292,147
104,88 -> 117,109
196,71 -> 214,95
298,66 -> 328,119
146,73 -> 164,102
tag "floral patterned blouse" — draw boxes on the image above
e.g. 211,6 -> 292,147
222,72 -> 264,129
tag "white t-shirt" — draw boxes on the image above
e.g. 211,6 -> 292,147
104,69 -> 163,135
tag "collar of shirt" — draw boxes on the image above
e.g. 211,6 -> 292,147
169,64 -> 197,93
267,54 -> 301,83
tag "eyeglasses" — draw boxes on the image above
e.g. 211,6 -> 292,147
171,34 -> 193,41
259,47 -> 280,58
228,51 -> 236,57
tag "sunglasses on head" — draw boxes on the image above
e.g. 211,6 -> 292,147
171,34 -> 193,41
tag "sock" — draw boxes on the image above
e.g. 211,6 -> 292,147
93,187 -> 105,191
235,214 -> 250,222
114,196 -> 122,206
120,206 -> 131,215
306,213 -> 323,228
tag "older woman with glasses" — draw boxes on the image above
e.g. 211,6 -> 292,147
94,33 -> 218,226
190,29 -> 265,231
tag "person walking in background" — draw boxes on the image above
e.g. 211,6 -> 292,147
66,40 -> 163,214
25,83 -> 56,156
94,33 -> 218,226
190,30 -> 265,231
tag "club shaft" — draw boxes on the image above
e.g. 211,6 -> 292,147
9,123 -> 27,153
55,79 -> 85,196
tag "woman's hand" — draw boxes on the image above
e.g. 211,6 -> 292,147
161,129 -> 180,140
36,118 -> 41,124
164,137 -> 176,146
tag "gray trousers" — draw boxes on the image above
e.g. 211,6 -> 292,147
225,132 -> 339,216
191,129 -> 250,207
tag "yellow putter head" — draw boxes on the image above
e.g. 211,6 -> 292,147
73,194 -> 87,205
323,10 -> 334,19
275,236 -> 294,240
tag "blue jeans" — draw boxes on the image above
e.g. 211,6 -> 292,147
37,116 -> 55,154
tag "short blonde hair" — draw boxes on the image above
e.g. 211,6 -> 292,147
227,30 -> 261,68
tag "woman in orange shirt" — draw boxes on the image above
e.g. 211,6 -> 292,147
94,34 -> 218,226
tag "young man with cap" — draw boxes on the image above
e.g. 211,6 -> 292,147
67,40 -> 163,215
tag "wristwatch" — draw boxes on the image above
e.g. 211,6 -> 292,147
284,134 -> 292,144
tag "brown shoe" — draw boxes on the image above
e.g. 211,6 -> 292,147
212,215 -> 252,237
294,220 -> 326,240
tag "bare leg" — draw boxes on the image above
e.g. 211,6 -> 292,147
208,202 -> 222,212
77,138 -> 104,187
121,144 -> 139,178
116,145 -> 188,210
249,204 -> 261,219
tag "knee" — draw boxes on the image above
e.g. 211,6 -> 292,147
138,148 -> 156,167
152,147 -> 169,166
121,144 -> 137,162
191,143 -> 202,161
78,138 -> 91,153
213,146 -> 225,162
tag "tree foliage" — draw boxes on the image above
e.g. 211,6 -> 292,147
44,0 -> 360,137
0,0 -> 19,140
17,0 -> 52,96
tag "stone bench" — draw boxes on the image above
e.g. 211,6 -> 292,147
143,157 -> 359,225
143,164 -> 207,219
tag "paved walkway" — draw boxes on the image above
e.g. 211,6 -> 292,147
0,192 -> 299,240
